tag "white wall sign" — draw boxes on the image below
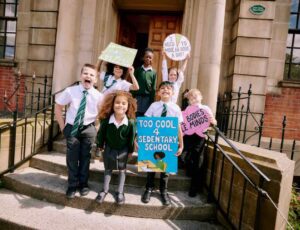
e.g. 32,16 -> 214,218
163,34 -> 191,61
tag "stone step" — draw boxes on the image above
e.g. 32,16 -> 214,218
31,151 -> 191,191
0,189 -> 222,230
54,139 -> 135,164
2,167 -> 216,221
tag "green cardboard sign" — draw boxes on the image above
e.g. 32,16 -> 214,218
99,42 -> 138,67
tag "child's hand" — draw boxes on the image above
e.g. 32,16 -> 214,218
134,138 -> 139,151
161,50 -> 166,59
128,66 -> 134,75
210,117 -> 217,126
176,147 -> 183,156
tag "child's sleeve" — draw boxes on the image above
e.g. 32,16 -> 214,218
128,120 -> 136,153
150,72 -> 157,103
96,119 -> 107,148
162,59 -> 168,82
55,88 -> 71,106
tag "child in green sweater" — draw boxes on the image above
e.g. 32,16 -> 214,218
95,90 -> 137,204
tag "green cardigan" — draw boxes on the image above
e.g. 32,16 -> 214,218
131,66 -> 157,103
96,118 -> 136,153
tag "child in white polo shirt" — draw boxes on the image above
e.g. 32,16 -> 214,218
55,63 -> 104,199
141,81 -> 184,206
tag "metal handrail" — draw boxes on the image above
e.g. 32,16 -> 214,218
213,126 -> 270,182
0,81 -> 79,176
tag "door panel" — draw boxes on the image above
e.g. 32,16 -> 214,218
148,16 -> 181,89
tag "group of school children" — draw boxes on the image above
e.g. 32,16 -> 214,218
54,47 -> 216,206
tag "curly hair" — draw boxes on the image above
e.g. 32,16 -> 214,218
98,90 -> 137,120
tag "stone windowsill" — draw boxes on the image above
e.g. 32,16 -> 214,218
0,59 -> 17,67
278,80 -> 300,88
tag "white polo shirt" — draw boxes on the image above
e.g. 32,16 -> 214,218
162,59 -> 184,104
55,84 -> 103,125
100,71 -> 132,95
145,100 -> 183,123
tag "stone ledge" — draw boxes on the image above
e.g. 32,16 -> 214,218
278,80 -> 300,88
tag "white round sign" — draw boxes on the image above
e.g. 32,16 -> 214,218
163,33 -> 191,61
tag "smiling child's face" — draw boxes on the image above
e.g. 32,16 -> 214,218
80,67 -> 97,89
143,51 -> 153,67
158,85 -> 174,102
113,95 -> 129,117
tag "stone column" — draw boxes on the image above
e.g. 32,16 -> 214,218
198,0 -> 226,114
52,0 -> 82,93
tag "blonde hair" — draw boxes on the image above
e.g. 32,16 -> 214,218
98,90 -> 137,120
187,89 -> 203,102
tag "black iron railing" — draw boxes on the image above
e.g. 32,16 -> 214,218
206,126 -> 293,229
216,85 -> 299,160
0,81 -> 78,176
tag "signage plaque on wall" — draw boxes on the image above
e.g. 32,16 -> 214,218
249,5 -> 266,15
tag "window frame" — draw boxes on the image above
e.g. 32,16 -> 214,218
285,0 -> 300,81
0,0 -> 18,61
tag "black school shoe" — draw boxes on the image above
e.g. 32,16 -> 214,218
79,185 -> 90,196
141,189 -> 152,203
95,191 -> 107,204
160,192 -> 171,206
116,192 -> 125,205
66,187 -> 76,199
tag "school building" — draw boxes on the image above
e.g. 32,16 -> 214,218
0,1 -> 298,229
0,1 -> 299,142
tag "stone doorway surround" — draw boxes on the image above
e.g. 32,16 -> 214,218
52,0 -> 226,114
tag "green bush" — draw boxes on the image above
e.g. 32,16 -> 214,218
288,185 -> 300,230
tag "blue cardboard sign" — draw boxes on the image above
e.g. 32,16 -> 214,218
137,117 -> 178,173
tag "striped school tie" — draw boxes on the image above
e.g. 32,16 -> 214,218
71,90 -> 88,137
161,103 -> 167,117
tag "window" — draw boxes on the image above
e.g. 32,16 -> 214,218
0,0 -> 17,60
285,0 -> 300,81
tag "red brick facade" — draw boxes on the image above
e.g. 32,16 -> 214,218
0,66 -> 25,113
264,88 -> 300,140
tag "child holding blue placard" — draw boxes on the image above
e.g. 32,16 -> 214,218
183,88 -> 216,197
141,81 -> 184,206
95,90 -> 137,205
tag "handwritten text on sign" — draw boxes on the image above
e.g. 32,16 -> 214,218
163,34 -> 191,61
137,117 -> 178,173
181,105 -> 210,137
99,42 -> 137,68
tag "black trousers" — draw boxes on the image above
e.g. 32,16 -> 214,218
64,123 -> 96,188
183,134 -> 206,192
145,172 -> 169,192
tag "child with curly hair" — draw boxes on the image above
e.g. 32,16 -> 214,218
95,91 -> 137,205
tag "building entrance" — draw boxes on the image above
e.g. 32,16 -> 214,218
117,12 -> 182,87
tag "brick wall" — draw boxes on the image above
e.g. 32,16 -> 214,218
263,88 -> 300,140
0,66 -> 25,113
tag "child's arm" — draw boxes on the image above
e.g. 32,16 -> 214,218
95,59 -> 103,73
54,104 -> 65,132
150,72 -> 157,103
128,66 -> 139,91
176,125 -> 184,156
161,50 -> 168,82
179,52 -> 190,73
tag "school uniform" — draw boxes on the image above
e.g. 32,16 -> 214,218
96,114 -> 136,170
56,84 -> 103,190
131,65 -> 157,116
144,101 -> 183,192
100,71 -> 132,95
183,103 -> 213,196
162,59 -> 184,104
